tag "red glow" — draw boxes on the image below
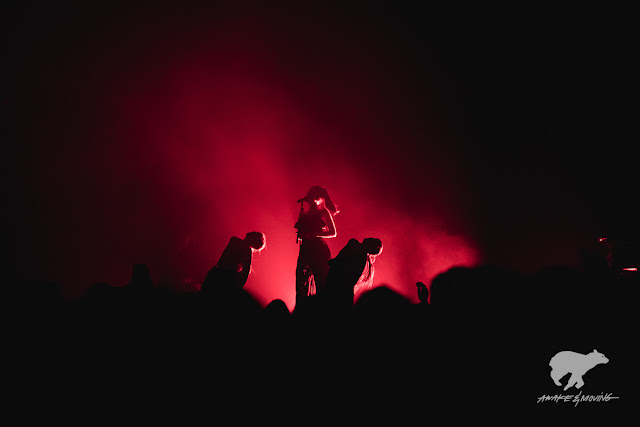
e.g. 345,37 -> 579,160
8,5 -> 480,304
103,42 -> 480,309
114,57 -> 479,308
622,267 -> 637,272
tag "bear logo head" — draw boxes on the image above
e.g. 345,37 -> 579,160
591,349 -> 609,364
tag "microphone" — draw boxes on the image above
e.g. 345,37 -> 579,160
296,197 -> 308,203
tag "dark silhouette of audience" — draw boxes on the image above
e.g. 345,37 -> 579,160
127,263 -> 154,290
5,240 -> 636,424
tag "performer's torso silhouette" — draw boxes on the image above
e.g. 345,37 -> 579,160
295,209 -> 332,305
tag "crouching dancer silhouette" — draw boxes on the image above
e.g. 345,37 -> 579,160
202,232 -> 265,293
294,186 -> 339,308
326,238 -> 383,309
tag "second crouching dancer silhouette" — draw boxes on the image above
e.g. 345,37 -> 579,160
294,186 -> 339,308
326,238 -> 383,309
202,231 -> 266,294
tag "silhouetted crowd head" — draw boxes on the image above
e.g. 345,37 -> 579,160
416,281 -> 428,303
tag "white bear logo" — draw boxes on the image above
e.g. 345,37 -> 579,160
549,349 -> 609,391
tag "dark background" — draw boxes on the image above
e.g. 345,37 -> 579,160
2,2 -> 636,305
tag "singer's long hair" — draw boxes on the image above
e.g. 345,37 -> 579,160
306,186 -> 339,216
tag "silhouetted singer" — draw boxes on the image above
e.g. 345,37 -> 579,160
294,186 -> 338,307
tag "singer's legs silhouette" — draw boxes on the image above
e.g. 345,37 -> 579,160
295,240 -> 330,308
296,264 -> 315,306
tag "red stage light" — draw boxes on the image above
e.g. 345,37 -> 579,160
622,267 -> 637,272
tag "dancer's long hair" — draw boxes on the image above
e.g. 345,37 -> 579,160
353,238 -> 383,295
